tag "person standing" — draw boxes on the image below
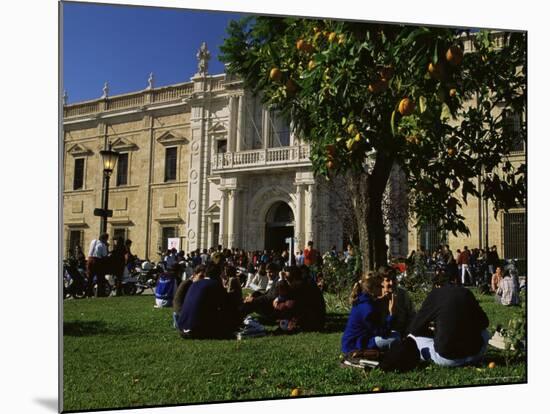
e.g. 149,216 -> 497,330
487,245 -> 500,275
110,237 -> 126,296
86,233 -> 109,297
457,246 -> 473,286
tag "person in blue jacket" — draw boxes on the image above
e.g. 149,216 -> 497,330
341,272 -> 400,354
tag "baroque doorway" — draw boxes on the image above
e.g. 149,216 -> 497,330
264,201 -> 294,252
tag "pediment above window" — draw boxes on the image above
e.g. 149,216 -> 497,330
110,136 -> 139,152
204,202 -> 220,216
208,122 -> 227,135
156,131 -> 189,146
67,143 -> 93,157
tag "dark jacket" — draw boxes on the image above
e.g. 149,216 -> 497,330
273,281 -> 326,332
341,293 -> 392,353
177,278 -> 227,338
409,285 -> 489,359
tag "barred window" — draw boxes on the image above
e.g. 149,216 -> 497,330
164,147 -> 177,182
73,158 -> 84,190
503,111 -> 524,152
116,153 -> 128,186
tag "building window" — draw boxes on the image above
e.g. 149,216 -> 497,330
73,158 -> 85,190
112,227 -> 128,243
164,147 -> 177,182
161,226 -> 177,251
67,229 -> 83,258
270,111 -> 290,147
503,211 -> 526,274
417,221 -> 448,256
116,153 -> 128,186
217,139 -> 227,154
503,110 -> 524,153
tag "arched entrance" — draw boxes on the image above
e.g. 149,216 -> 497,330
265,201 -> 294,252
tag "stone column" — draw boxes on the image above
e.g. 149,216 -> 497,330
227,189 -> 236,248
305,184 -> 315,246
295,184 -> 305,250
206,216 -> 213,249
227,95 -> 235,152
236,95 -> 244,152
219,189 -> 228,247
262,109 -> 269,149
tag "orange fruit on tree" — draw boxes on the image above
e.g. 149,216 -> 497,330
398,98 -> 415,116
372,387 -> 382,392
379,66 -> 394,81
269,68 -> 282,82
308,60 -> 316,71
446,45 -> 464,66
449,88 -> 457,98
328,32 -> 337,43
296,39 -> 313,53
447,147 -> 457,156
285,79 -> 298,96
428,62 -> 445,80
327,160 -> 337,169
488,361 -> 496,369
368,79 -> 389,94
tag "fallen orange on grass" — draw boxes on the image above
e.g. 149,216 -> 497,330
291,387 -> 303,396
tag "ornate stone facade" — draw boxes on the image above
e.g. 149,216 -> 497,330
62,44 -> 343,260
63,42 -> 525,267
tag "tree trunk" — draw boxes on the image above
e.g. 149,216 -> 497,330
347,152 -> 394,274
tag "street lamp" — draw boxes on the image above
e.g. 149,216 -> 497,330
97,142 -> 119,235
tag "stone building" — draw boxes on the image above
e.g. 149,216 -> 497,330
63,40 -> 525,271
62,43 -> 343,260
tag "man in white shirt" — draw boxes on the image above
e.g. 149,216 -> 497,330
86,233 -> 109,297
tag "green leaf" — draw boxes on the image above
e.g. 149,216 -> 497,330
433,39 -> 439,65
419,96 -> 427,113
391,110 -> 397,136
440,103 -> 451,121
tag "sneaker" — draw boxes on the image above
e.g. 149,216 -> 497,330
488,331 -> 507,350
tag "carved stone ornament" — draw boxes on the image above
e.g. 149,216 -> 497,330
196,42 -> 211,76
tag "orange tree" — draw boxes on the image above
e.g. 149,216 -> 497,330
221,18 -> 526,273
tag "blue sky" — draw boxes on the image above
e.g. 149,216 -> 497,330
62,1 -> 247,103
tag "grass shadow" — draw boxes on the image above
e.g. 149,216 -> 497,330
63,320 -> 131,337
323,312 -> 348,333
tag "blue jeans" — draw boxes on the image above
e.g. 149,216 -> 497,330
374,331 -> 401,350
409,330 -> 490,367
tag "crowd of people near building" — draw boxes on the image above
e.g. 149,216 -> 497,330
66,234 -> 523,372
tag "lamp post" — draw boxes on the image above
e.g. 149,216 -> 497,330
98,142 -> 119,235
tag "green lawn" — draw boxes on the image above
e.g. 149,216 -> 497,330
62,290 -> 526,412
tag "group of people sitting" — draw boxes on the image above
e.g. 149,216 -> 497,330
152,256 -> 326,340
151,250 -> 498,372
341,267 -> 491,371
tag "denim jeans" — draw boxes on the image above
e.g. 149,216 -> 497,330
409,330 -> 490,367
374,331 -> 401,350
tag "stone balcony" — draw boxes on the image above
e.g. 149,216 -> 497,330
63,75 -> 229,120
210,145 -> 312,173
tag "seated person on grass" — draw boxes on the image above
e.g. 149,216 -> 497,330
270,266 -> 326,333
177,264 -> 242,339
407,272 -> 490,367
341,272 -> 400,356
225,267 -> 244,333
154,263 -> 178,308
176,265 -> 232,339
378,265 -> 416,337
248,267 -> 269,292
172,264 -> 206,328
